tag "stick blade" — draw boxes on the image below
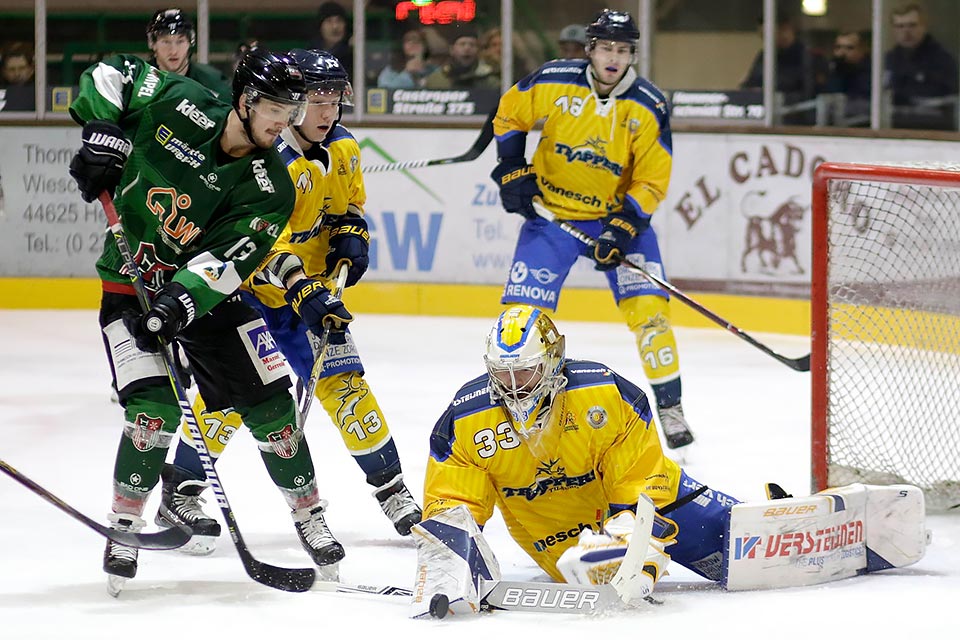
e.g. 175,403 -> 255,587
246,561 -> 317,593
100,523 -> 195,551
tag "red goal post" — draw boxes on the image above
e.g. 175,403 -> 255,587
812,162 -> 960,511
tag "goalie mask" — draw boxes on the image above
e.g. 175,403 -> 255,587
484,306 -> 566,443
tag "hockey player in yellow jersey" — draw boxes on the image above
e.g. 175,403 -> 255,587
155,49 -> 422,559
409,306 -> 929,617
490,9 -> 694,449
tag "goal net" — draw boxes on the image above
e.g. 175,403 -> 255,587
811,162 -> 960,511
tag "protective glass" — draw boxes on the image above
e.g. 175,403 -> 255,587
243,86 -> 308,126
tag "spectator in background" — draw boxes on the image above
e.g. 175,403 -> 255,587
479,27 -> 533,83
146,9 -> 230,99
424,29 -> 500,90
884,3 -> 958,129
740,15 -> 827,117
0,42 -> 36,111
308,2 -> 353,79
557,24 -> 588,60
823,29 -> 872,125
377,29 -> 436,89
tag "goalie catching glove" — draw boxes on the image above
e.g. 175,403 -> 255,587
68,120 -> 131,203
284,278 -> 353,336
556,507 -> 675,604
593,198 -> 650,271
491,157 -> 542,220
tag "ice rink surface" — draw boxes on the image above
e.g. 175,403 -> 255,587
1,310 -> 957,639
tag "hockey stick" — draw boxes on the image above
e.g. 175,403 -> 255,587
362,109 -> 496,173
298,264 -> 349,427
532,200 -> 811,372
0,459 -> 191,550
98,193 -> 316,593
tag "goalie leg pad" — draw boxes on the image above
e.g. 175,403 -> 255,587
665,471 -> 741,581
723,483 -> 927,591
410,505 -> 501,619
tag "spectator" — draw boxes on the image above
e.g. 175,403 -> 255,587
0,42 -> 36,111
479,27 -> 533,82
884,3 -> 958,129
557,23 -> 588,60
823,29 -> 871,125
308,1 -> 353,79
146,9 -> 230,100
377,29 -> 436,89
740,15 -> 828,115
423,29 -> 499,90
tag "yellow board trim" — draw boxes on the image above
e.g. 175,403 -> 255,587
0,278 -> 812,336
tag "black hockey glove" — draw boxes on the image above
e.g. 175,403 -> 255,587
490,157 -> 542,220
284,278 -> 353,336
68,120 -> 131,203
325,213 -> 370,287
122,283 -> 195,353
593,205 -> 649,271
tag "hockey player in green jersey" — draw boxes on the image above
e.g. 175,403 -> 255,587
155,49 -> 422,557
146,8 -> 230,99
68,48 -> 352,595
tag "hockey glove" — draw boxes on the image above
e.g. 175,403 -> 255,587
490,157 -> 542,220
325,213 -> 370,287
593,202 -> 650,271
284,278 -> 353,336
122,283 -> 195,353
68,120 -> 131,203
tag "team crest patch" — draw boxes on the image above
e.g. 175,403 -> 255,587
586,406 -> 607,429
563,411 -> 579,432
267,424 -> 299,459
132,413 -> 164,451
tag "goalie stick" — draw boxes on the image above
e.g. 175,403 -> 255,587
532,200 -> 811,372
0,459 -> 192,550
98,193 -> 316,593
313,495 -> 659,616
297,263 -> 349,427
361,110 -> 495,173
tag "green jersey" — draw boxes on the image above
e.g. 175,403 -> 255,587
147,56 -> 231,100
69,54 -> 295,318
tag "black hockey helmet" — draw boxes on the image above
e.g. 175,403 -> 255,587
147,8 -> 196,47
232,48 -> 308,126
287,48 -> 354,106
585,9 -> 640,46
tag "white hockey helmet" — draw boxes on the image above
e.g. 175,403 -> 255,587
484,305 -> 566,438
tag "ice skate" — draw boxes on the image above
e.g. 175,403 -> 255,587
658,403 -> 695,449
373,473 -> 422,536
155,466 -> 221,555
292,501 -> 344,579
103,513 -> 145,597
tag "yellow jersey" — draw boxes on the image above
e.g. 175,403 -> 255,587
423,360 -> 682,582
493,59 -> 672,221
245,125 -> 366,308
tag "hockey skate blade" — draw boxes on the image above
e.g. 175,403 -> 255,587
106,575 -> 128,598
175,535 -> 217,556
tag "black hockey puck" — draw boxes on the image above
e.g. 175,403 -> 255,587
429,593 -> 449,619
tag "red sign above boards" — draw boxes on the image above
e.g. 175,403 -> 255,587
395,0 -> 477,25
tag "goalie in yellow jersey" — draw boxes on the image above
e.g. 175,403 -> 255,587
410,306 -> 930,617
153,49 -> 422,561
491,9 -> 693,449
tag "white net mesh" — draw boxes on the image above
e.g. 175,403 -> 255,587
824,163 -> 960,511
